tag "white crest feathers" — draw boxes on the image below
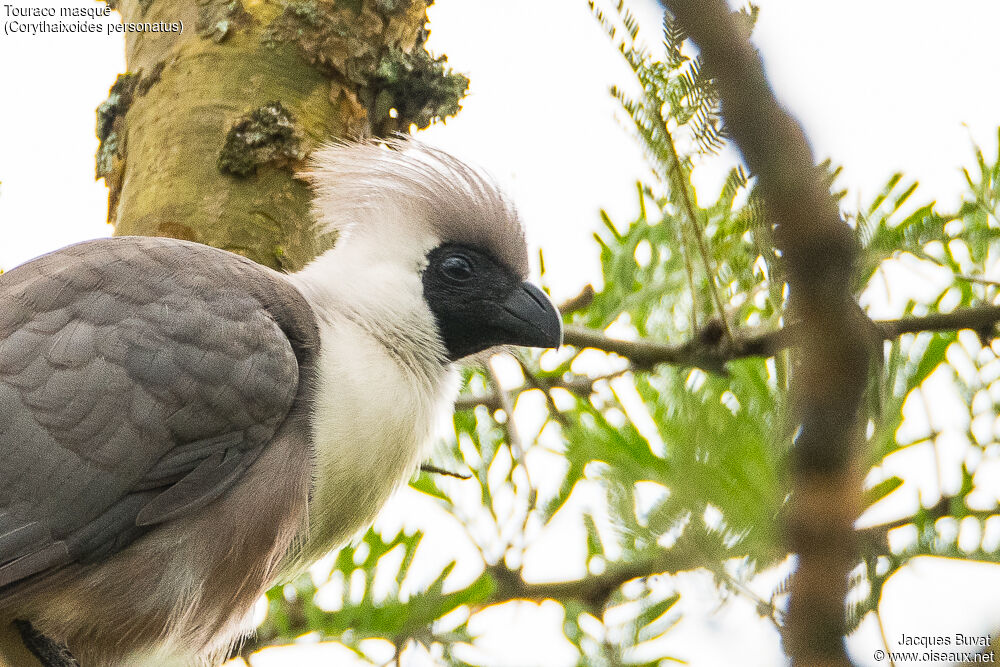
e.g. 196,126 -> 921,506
302,138 -> 529,277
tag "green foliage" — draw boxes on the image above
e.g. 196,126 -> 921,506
257,528 -> 495,658
252,4 -> 1000,665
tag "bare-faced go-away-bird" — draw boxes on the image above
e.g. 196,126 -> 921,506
0,140 -> 563,667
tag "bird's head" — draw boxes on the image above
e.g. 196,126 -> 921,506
298,139 -> 562,363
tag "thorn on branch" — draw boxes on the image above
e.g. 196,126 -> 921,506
419,463 -> 472,480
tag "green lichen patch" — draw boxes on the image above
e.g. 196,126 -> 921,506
218,102 -> 306,177
264,0 -> 384,84
365,46 -> 468,135
196,0 -> 253,44
95,131 -> 120,180
96,72 -> 138,142
95,72 -> 139,180
96,64 -> 165,171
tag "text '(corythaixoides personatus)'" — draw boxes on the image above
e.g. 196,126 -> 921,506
2,4 -> 182,37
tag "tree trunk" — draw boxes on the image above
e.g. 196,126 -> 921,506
98,0 -> 465,271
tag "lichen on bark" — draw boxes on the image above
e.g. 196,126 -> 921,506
96,69 -> 163,220
264,0 -> 468,138
264,0 -> 392,84
95,72 -> 137,176
218,102 -> 306,176
366,44 -> 468,134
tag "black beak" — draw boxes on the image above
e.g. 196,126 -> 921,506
498,282 -> 563,350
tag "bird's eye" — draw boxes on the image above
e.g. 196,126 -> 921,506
440,254 -> 474,282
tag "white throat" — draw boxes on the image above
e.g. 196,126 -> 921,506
285,236 -> 459,568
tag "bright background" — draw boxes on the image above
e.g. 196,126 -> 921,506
2,1 -> 1000,665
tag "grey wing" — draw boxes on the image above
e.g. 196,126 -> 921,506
0,237 -> 314,591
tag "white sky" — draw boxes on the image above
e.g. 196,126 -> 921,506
3,1 -> 1000,666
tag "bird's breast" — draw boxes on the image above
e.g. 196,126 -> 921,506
291,316 -> 456,569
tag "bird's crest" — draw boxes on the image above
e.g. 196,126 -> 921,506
302,138 -> 529,277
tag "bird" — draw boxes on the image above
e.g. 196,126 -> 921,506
0,139 -> 562,667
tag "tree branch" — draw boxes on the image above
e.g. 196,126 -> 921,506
453,304 -> 1000,413
558,284 -> 596,315
10,621 -> 78,667
881,303 -> 1000,338
561,323 -> 789,371
239,546 -> 704,660
485,547 -> 698,611
419,463 -> 472,480
660,2 -> 872,664
455,368 -> 629,412
558,303 -> 1000,371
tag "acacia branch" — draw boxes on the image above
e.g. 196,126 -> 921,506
240,547 -> 703,660
660,2 -> 871,664
485,547 -> 699,610
560,322 -> 788,371
564,304 -> 1000,365
558,284 -> 596,315
857,495 -> 1000,553
456,369 -> 629,412
454,304 -> 1000,412
419,463 -> 472,480
881,303 -> 1000,338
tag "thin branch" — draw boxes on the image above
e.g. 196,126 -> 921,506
485,547 -> 699,611
954,273 -> 1000,288
664,125 -> 735,343
455,392 -> 502,412
856,495 -> 998,552
486,360 -> 526,460
515,354 -> 573,428
486,357 -> 538,562
681,218 -> 702,334
451,303 -> 1000,413
659,183 -> 703,334
558,284 -> 596,315
455,367 -> 631,412
241,547 -> 704,659
875,608 -> 898,667
882,303 -> 1000,337
419,464 -> 472,480
11,621 -> 78,667
558,304 -> 1000,368
561,323 -> 787,371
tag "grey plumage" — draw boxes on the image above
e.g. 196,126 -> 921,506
0,237 -> 317,576
0,140 -> 560,667
0,237 -> 318,665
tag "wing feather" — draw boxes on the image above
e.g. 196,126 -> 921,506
0,237 -> 318,592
